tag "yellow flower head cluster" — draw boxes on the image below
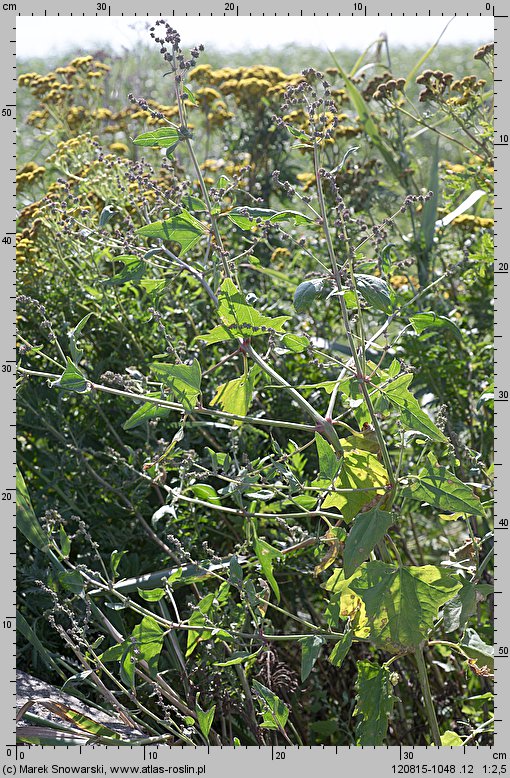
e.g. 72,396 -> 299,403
297,172 -> 316,192
189,63 -> 305,108
270,247 -> 292,267
442,160 -> 466,174
16,162 -> 46,191
18,57 -> 110,108
451,214 -> 494,229
109,141 -> 129,155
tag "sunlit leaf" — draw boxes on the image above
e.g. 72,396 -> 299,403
379,374 -> 447,442
322,449 -> 388,521
137,210 -> 206,255
133,127 -> 181,148
103,255 -> 145,287
254,538 -> 282,602
196,702 -> 215,740
328,630 -> 353,668
350,562 -> 462,652
50,358 -> 89,394
441,731 -> 463,746
227,207 -> 312,230
402,457 -> 484,515
211,366 -> 259,421
150,360 -> 202,411
410,312 -> 461,340
123,399 -> 172,431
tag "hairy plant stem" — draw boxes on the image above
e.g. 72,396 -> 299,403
415,645 -> 441,746
313,144 -> 395,487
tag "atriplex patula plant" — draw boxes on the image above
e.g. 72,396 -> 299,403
17,22 -> 494,746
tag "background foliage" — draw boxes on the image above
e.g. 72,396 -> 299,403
16,24 -> 494,747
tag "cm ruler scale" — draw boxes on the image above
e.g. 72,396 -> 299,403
6,2 -> 506,774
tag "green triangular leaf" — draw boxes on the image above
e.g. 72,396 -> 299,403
402,458 -> 484,516
355,661 -> 396,746
252,680 -> 289,731
328,630 -> 353,668
103,255 -> 145,287
123,400 -> 172,431
300,635 -> 325,681
315,432 -> 341,482
379,374 -> 447,442
343,508 -> 394,578
50,358 -> 89,394
196,702 -> 216,741
137,210 -> 206,255
150,360 -> 202,411
133,127 -> 181,148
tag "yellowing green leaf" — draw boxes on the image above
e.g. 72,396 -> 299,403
441,731 -> 463,746
439,512 -> 466,521
211,366 -> 258,421
322,449 -> 388,521
350,562 -> 462,652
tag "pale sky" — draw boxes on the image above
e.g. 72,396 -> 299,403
17,16 -> 494,59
